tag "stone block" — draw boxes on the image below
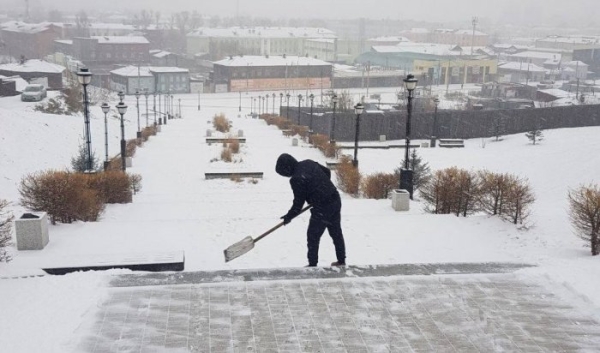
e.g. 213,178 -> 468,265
292,138 -> 298,147
380,135 -> 387,142
206,129 -> 212,137
238,130 -> 244,137
15,212 -> 49,250
126,157 -> 133,168
421,142 -> 430,148
391,189 -> 410,212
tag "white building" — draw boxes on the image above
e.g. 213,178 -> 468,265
110,66 -> 190,94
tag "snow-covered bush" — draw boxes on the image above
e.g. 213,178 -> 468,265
568,184 -> 600,256
126,139 -> 138,157
310,134 -> 337,158
141,125 -> 157,141
213,113 -> 230,133
0,199 -> 13,263
335,156 -> 361,196
361,173 -> 397,199
420,167 -> 479,216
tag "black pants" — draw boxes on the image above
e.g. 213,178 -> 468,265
306,197 -> 345,266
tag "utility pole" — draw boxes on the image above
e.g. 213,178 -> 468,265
471,17 -> 478,57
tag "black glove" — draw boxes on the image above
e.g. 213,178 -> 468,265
280,215 -> 292,225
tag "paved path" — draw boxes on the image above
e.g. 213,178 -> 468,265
76,265 -> 600,353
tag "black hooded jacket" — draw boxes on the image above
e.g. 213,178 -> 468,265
276,153 -> 339,219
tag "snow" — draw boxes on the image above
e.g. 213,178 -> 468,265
1,85 -> 600,351
0,60 -> 66,74
93,36 -> 149,44
214,55 -> 332,68
188,26 -> 336,39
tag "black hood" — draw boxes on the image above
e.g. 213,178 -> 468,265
275,153 -> 298,177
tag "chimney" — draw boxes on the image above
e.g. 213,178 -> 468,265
283,53 -> 286,59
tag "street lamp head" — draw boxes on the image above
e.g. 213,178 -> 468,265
286,93 -> 290,99
309,93 -> 314,102
101,102 -> 110,114
354,102 -> 365,115
272,93 -> 276,98
116,101 -> 128,115
332,94 -> 338,104
135,90 -> 140,99
404,74 -> 418,91
76,67 -> 92,85
144,90 -> 149,97
118,91 -> 125,102
433,97 -> 440,106
298,94 -> 302,101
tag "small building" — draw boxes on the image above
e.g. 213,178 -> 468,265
0,59 -> 66,89
110,65 -> 190,94
212,55 -> 333,93
497,62 -> 546,83
536,88 -> 572,103
561,61 -> 589,80
0,21 -> 63,60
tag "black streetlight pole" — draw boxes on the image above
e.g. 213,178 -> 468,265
144,89 -> 149,128
158,92 -> 162,125
101,102 -> 110,171
352,102 -> 365,167
286,93 -> 290,120
152,92 -> 157,126
198,90 -> 201,111
279,93 -> 283,116
272,93 -> 276,114
258,95 -> 262,115
77,68 -> 93,171
297,94 -> 303,124
238,91 -> 242,112
164,91 -> 169,124
135,90 -> 141,138
170,94 -> 174,119
309,93 -> 314,132
250,97 -> 254,115
330,94 -> 338,143
265,94 -> 269,114
401,74 -> 418,199
117,91 -> 128,172
178,98 -> 181,118
431,97 -> 440,147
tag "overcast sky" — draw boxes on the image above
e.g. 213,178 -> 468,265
2,0 -> 599,27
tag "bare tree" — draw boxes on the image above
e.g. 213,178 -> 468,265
504,176 -> 535,225
75,10 -> 90,37
568,185 -> 600,256
0,199 -> 13,263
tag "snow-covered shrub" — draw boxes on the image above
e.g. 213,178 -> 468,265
19,170 -> 105,224
478,170 -> 511,216
503,176 -> 534,225
224,138 -> 240,154
141,125 -> 157,141
33,82 -> 84,116
221,147 -> 233,162
128,174 -> 143,196
213,113 -> 230,133
335,156 -> 361,196
310,134 -> 337,158
361,173 -> 397,199
86,171 -> 136,203
0,199 -> 13,263
421,167 -> 479,216
291,125 -> 309,140
568,184 -> 600,256
126,139 -> 138,157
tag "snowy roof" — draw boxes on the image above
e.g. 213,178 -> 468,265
188,27 -> 336,39
368,36 -> 411,43
88,23 -> 136,30
563,61 -> 589,67
498,62 -> 546,72
401,28 -> 430,34
0,60 -> 65,74
538,88 -> 571,99
0,21 -> 57,34
372,43 -> 465,56
454,29 -> 488,36
0,74 -> 28,91
508,51 -> 562,61
537,36 -> 600,45
92,36 -> 149,44
110,66 -> 188,76
151,51 -> 174,58
213,55 -> 332,68
55,39 -> 73,45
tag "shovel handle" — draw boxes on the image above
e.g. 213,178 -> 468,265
254,205 -> 312,243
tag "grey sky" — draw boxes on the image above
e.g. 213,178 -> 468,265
2,0 -> 599,27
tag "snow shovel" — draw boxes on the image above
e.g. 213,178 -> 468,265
224,205 -> 312,262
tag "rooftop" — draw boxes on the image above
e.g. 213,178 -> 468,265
92,36 -> 149,44
0,21 -> 57,34
213,55 -> 332,67
498,61 -> 546,72
110,65 -> 188,77
188,26 -> 336,39
0,59 -> 66,74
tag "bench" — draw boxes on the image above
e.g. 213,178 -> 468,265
438,139 -> 465,148
282,129 -> 294,137
42,251 -> 185,275
337,144 -> 421,150
206,137 -> 246,144
205,172 -> 264,180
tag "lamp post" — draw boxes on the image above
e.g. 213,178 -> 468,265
144,89 -> 149,128
297,94 -> 303,124
178,98 -> 181,118
158,92 -> 162,125
352,102 -> 365,167
401,74 -> 418,199
76,68 -> 93,171
135,90 -> 141,138
309,93 -> 314,132
272,93 -> 276,114
152,92 -> 157,126
258,95 -> 262,115
116,91 -> 128,172
198,90 -> 201,111
250,97 -> 254,115
330,94 -> 338,143
101,102 -> 110,171
431,97 -> 440,147
238,91 -> 242,112
279,93 -> 283,116
286,93 -> 290,120
170,94 -> 174,119
265,94 -> 269,114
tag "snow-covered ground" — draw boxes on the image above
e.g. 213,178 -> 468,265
1,87 -> 599,352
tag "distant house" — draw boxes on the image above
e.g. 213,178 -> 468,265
0,59 -> 66,89
212,55 -> 332,93
0,21 -> 63,60
497,62 -> 546,83
110,65 -> 190,94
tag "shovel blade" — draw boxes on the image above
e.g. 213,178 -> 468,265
224,236 -> 255,262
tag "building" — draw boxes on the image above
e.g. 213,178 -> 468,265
356,43 -> 497,85
506,51 -> 563,68
535,35 -> 600,52
561,61 -> 589,81
304,39 -> 336,62
332,64 -> 405,89
400,28 -> 490,46
150,50 -> 184,67
187,27 -> 337,61
497,62 -> 546,83
110,65 -> 190,94
0,21 -> 63,60
69,36 -> 150,65
212,55 -> 332,93
0,59 -> 65,89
